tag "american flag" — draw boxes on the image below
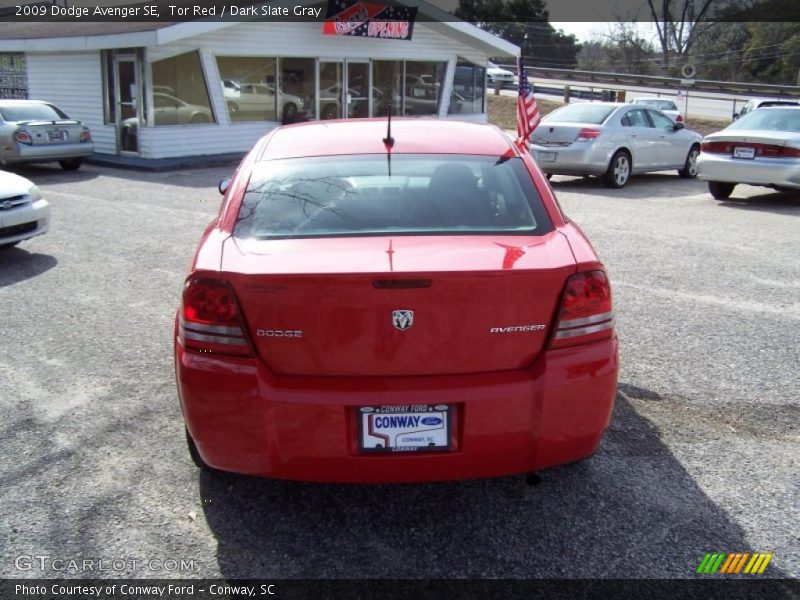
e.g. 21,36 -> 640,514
516,57 -> 541,141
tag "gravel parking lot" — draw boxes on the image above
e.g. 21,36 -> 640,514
1,163 -> 797,580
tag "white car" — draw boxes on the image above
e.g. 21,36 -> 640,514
697,106 -> 800,199
631,98 -> 683,123
734,98 -> 799,121
0,170 -> 49,249
487,61 -> 515,88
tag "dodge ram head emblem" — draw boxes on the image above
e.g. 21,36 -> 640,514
392,310 -> 414,331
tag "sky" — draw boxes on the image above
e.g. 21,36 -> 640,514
552,21 -> 660,43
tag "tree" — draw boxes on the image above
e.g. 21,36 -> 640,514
645,0 -> 718,70
576,23 -> 659,74
455,0 -> 580,69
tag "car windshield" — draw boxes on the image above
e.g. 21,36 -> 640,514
543,104 -> 615,124
727,108 -> 800,132
0,103 -> 69,122
235,154 -> 553,239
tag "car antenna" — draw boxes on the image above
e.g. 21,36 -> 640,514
383,101 -> 395,146
383,101 -> 394,177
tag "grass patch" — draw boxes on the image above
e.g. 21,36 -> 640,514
487,94 -> 561,131
685,116 -> 729,137
488,93 -> 730,138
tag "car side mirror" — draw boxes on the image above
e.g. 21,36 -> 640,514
218,178 -> 231,195
673,122 -> 685,130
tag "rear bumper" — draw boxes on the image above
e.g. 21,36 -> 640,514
2,142 -> 94,164
697,153 -> 800,189
530,142 -> 612,176
175,337 -> 619,483
0,199 -> 49,244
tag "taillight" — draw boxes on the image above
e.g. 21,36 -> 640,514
701,141 -> 800,158
14,131 -> 32,145
549,270 -> 614,349
80,128 -> 91,143
675,114 -> 684,122
701,141 -> 732,154
178,277 -> 253,357
576,128 -> 601,141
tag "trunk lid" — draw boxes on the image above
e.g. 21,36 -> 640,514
530,123 -> 592,147
222,233 -> 576,377
706,130 -> 799,146
20,120 -> 83,146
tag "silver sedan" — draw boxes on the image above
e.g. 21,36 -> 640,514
0,100 -> 94,171
696,106 -> 800,199
530,102 -> 702,188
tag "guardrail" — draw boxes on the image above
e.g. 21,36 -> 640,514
497,65 -> 800,99
494,65 -> 800,120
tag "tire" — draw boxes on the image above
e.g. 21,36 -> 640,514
190,113 -> 210,124
0,241 -> 19,250
283,102 -> 298,121
678,145 -> 700,178
320,103 -> 337,120
709,181 -> 735,200
185,428 -> 215,472
602,150 -> 631,188
59,158 -> 82,171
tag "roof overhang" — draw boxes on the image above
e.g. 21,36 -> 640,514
0,0 -> 519,56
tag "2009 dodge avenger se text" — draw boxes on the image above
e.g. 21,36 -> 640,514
174,118 -> 618,483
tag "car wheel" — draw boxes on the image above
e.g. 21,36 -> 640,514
321,104 -> 340,120
679,145 -> 700,178
190,113 -> 210,124
0,241 -> 19,250
185,428 -> 215,472
283,102 -> 298,121
227,101 -> 239,115
602,150 -> 631,188
709,181 -> 735,200
59,158 -> 82,171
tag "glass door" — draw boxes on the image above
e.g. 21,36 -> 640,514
111,53 -> 141,154
319,60 -> 343,120
346,61 -> 370,118
317,59 -> 371,120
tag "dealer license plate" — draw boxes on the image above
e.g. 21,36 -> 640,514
48,130 -> 67,142
538,151 -> 556,162
733,146 -> 755,159
359,405 -> 451,453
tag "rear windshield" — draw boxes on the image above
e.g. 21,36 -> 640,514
637,99 -> 677,111
542,104 -> 615,124
0,103 -> 70,122
235,154 -> 553,239
728,108 -> 800,132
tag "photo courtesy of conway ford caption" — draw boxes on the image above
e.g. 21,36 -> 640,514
174,118 -> 618,483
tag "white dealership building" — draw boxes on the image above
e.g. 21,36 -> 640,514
0,0 -> 517,164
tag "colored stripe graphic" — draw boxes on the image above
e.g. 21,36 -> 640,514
720,553 -> 737,573
698,552 -> 772,575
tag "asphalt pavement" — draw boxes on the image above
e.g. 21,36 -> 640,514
1,163 -> 797,580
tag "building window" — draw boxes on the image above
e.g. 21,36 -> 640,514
403,61 -> 446,116
216,56 -> 278,122
372,60 -> 446,117
450,59 -> 486,115
373,60 -> 402,117
151,51 -> 215,126
279,57 -> 314,123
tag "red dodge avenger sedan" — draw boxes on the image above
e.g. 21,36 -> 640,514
174,118 -> 618,483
